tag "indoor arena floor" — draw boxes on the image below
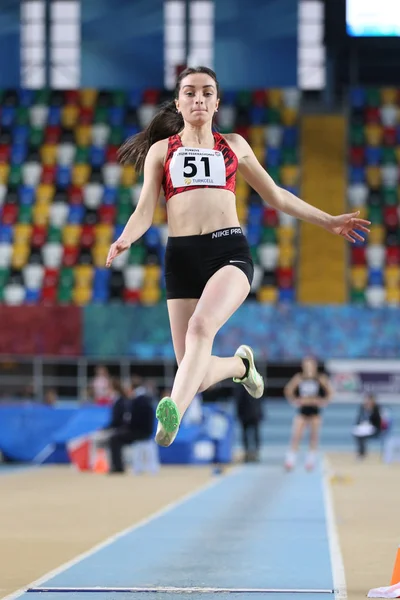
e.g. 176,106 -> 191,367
0,451 -> 399,600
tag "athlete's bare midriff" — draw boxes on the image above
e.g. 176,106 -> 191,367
166,188 -> 240,236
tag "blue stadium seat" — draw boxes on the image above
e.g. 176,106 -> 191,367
128,90 -> 142,108
47,106 -> 61,126
144,226 -> 161,249
368,267 -> 384,286
114,224 -> 125,238
0,224 -> 13,243
266,147 -> 282,167
124,125 -> 140,139
18,89 -> 35,107
246,224 -> 262,246
282,126 -> 298,148
19,185 -> 35,205
350,88 -> 366,108
68,205 -> 85,224
365,146 -> 382,166
1,106 -> 15,127
247,204 -> 264,226
90,146 -> 106,168
103,187 -> 117,206
349,166 -> 365,184
250,106 -> 265,125
13,125 -> 29,144
279,288 -> 295,303
108,107 -> 125,127
56,166 -> 72,188
221,91 -> 237,106
11,143 -> 27,165
25,288 -> 40,304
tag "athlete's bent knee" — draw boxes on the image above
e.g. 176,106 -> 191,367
187,313 -> 216,340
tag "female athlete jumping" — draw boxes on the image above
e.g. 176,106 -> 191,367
106,66 -> 370,447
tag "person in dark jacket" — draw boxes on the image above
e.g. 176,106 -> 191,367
105,377 -> 155,473
235,385 -> 263,462
353,394 -> 382,458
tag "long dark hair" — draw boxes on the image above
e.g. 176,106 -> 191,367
117,66 -> 220,172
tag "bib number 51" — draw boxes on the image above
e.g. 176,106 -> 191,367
183,156 -> 211,178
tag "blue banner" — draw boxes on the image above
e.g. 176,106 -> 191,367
215,0 -> 298,88
83,304 -> 400,360
81,0 -> 164,88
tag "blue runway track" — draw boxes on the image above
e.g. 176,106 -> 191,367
5,460 -> 345,600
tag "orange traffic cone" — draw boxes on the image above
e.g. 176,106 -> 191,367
390,546 -> 400,585
93,448 -> 108,474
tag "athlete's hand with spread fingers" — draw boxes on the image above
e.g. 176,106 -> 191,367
106,238 -> 131,268
325,211 -> 371,243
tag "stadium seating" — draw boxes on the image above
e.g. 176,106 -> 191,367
0,88 -> 300,305
348,88 -> 400,306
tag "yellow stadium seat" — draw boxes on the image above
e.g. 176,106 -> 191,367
277,226 -> 295,245
369,225 -> 385,245
12,244 -> 30,270
385,265 -> 400,287
92,244 -> 109,267
252,145 -> 265,163
143,265 -> 161,284
140,284 -> 161,305
381,88 -> 398,105
121,165 -> 137,187
94,224 -> 113,245
61,105 -> 79,129
257,285 -> 278,303
73,285 -> 92,306
267,89 -> 282,108
33,203 -> 50,226
350,266 -> 368,290
74,265 -> 93,286
386,286 -> 400,305
395,148 -> 400,164
280,165 -> 299,187
365,124 -> 383,147
236,181 -> 250,202
40,144 -> 57,165
366,166 -> 382,188
152,205 -> 167,226
0,164 -> 10,184
281,107 -> 298,127
249,126 -> 264,146
279,245 -> 295,267
63,225 -> 82,247
80,89 -> 98,108
36,183 -> 55,204
72,164 -> 91,186
75,125 -> 92,146
14,224 -> 32,244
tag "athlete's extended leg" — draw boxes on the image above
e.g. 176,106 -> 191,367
305,415 -> 321,470
285,414 -> 307,471
156,266 -> 251,446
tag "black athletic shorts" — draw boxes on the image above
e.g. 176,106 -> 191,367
298,405 -> 321,418
165,227 -> 254,300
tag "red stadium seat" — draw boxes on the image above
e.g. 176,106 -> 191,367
386,246 -> 400,265
0,144 -> 11,163
264,207 -> 279,227
123,288 -> 141,303
1,203 -> 18,225
68,185 -> 84,204
351,246 -> 366,265
32,225 -> 47,248
98,205 -> 116,224
79,107 -> 94,125
383,127 -> 397,146
44,126 -> 62,144
41,165 -> 56,184
65,90 -> 80,105
41,285 -> 57,305
105,145 -> 119,163
384,206 -> 399,229
81,224 -> 95,248
43,268 -> 59,288
349,146 -> 365,166
63,245 -> 79,267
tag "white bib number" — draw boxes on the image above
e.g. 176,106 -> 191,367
170,147 -> 226,188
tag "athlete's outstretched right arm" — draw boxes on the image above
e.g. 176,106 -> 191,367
106,142 -> 165,267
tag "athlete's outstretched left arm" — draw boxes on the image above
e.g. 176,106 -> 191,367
235,135 -> 370,243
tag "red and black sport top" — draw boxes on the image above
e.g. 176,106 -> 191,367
162,132 -> 238,202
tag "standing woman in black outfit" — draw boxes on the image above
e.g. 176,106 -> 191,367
284,357 -> 333,471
